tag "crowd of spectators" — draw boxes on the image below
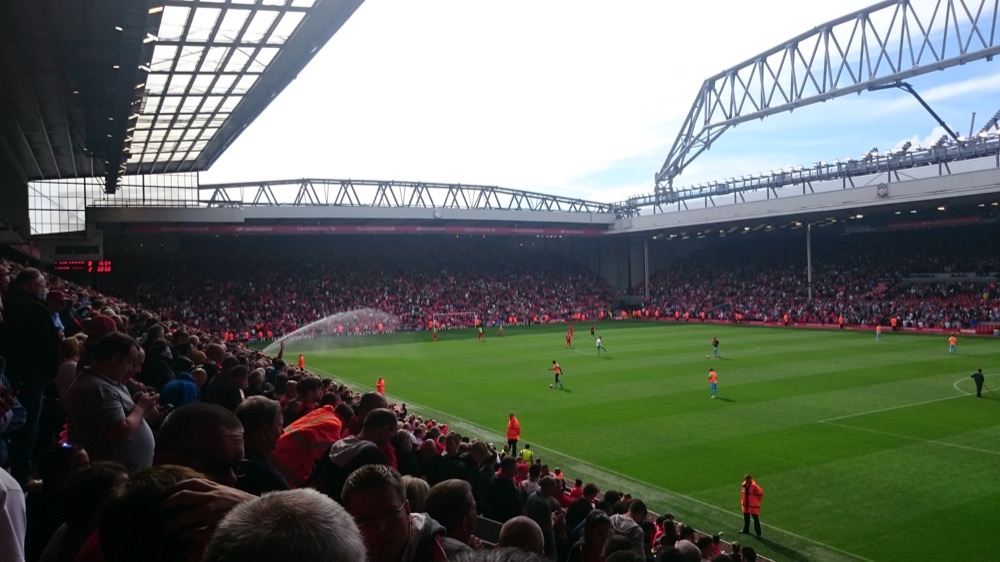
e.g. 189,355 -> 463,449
102,237 -> 615,339
630,227 -> 1000,330
0,254 -> 759,562
93,229 -> 1000,345
2,224 -> 999,561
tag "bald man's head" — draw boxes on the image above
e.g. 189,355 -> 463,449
498,516 -> 544,555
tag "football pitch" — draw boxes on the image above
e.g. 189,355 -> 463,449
281,321 -> 1000,561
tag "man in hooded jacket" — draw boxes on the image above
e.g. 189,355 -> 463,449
320,407 -> 397,502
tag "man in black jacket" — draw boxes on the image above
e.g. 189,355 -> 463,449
482,456 -> 521,523
0,268 -> 61,485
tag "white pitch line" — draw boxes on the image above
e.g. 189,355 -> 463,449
310,366 -> 872,562
820,421 -> 1000,457
817,394 -> 964,423
954,373 -> 1000,396
953,378 -> 972,396
821,374 -> 997,423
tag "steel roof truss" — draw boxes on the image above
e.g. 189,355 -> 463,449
332,180 -> 360,206
251,183 -> 277,205
293,179 -> 320,205
655,0 -> 1000,191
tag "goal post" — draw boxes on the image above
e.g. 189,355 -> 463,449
431,312 -> 479,330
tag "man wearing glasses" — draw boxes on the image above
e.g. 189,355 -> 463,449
343,464 -> 447,562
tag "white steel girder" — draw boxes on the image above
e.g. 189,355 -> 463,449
202,178 -> 616,214
655,0 -> 1000,193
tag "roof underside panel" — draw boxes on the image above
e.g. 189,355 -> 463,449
0,0 -> 362,194
0,0 -> 157,185
128,0 -> 364,176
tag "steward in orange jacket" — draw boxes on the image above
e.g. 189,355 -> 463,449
506,413 -> 521,457
740,474 -> 764,537
271,405 -> 343,488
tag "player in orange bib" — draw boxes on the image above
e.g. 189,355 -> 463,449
708,368 -> 719,398
549,360 -> 564,389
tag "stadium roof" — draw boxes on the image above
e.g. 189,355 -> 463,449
0,0 -> 363,193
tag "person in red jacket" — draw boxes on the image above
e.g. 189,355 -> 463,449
506,413 -> 521,458
740,474 -> 764,538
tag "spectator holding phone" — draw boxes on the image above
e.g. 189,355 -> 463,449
65,332 -> 159,473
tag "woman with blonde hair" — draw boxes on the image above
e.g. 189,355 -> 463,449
401,474 -> 430,513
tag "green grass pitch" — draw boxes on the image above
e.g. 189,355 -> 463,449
279,321 -> 1000,561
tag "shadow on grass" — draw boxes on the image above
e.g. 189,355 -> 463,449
757,536 -> 810,562
560,388 -> 572,393
715,397 -> 736,402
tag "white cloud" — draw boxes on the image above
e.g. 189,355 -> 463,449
204,0 -> 991,203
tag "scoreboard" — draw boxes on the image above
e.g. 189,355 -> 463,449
53,260 -> 113,274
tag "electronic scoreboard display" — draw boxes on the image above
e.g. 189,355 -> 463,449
52,260 -> 113,273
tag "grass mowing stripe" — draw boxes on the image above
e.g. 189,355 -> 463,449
311,366 -> 874,562
286,321 -> 1000,561
820,420 -> 1000,456
817,394 -> 965,422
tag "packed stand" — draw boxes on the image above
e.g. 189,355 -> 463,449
101,237 -> 616,340
2,256 -> 765,562
630,226 -> 1000,330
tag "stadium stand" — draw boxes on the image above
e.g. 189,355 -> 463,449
3,218 -> 1000,561
101,237 -> 616,339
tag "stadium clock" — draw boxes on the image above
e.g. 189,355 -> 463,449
52,260 -> 113,273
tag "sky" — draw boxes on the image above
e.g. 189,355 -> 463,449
200,0 -> 1000,204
